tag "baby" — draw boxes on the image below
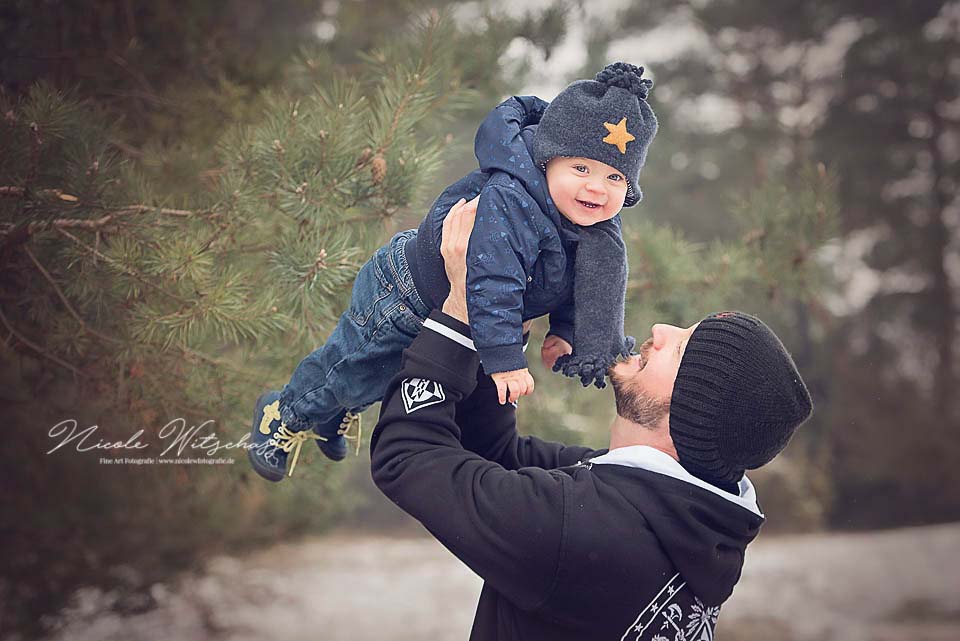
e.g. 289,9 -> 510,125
249,62 -> 658,481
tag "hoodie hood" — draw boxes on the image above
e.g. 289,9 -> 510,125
590,445 -> 764,606
473,96 -> 577,241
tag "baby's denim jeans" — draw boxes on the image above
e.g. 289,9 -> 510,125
277,230 -> 431,432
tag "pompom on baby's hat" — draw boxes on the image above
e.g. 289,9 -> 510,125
595,61 -> 654,99
533,62 -> 658,207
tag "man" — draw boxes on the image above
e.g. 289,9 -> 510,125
370,199 -> 813,640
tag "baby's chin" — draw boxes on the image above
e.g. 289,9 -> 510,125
557,206 -> 619,226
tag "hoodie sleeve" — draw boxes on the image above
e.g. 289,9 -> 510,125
370,311 -> 565,611
457,368 -> 597,469
466,184 -> 542,374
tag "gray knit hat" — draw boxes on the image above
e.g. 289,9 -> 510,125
669,312 -> 814,487
533,61 -> 658,207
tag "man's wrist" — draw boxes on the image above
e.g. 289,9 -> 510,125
401,310 -> 479,397
441,295 -> 469,324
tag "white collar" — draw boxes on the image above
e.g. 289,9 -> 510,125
589,445 -> 764,518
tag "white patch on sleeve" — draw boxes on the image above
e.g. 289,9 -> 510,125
401,378 -> 446,414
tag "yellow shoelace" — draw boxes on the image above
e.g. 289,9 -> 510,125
270,424 -> 326,477
338,411 -> 362,457
267,410 -> 362,477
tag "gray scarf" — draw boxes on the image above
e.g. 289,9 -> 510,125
553,215 -> 635,388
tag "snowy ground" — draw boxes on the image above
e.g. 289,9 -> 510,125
31,522 -> 960,641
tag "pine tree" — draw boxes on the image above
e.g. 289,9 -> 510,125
1,11 -> 475,412
0,9 -> 486,634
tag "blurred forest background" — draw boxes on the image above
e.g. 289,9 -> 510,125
0,0 -> 957,638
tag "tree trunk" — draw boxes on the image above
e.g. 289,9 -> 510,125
927,73 -> 957,421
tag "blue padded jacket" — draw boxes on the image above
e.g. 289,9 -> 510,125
407,95 -> 600,374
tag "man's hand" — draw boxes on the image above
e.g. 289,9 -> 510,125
490,368 -> 535,405
440,196 -> 480,324
541,335 -> 573,370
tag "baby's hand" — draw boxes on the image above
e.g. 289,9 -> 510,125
490,368 -> 535,405
541,335 -> 573,370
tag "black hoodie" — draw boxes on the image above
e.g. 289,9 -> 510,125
371,311 -> 765,641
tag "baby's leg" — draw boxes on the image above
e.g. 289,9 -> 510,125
278,231 -> 429,453
249,230 -> 427,479
248,288 -> 390,479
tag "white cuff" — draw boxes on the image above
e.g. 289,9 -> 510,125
423,317 -> 476,351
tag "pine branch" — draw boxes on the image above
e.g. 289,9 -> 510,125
108,139 -> 145,158
370,14 -> 444,157
0,196 -> 209,255
55,227 -> 192,305
314,212 -> 384,237
0,186 -> 78,200
1,185 -> 203,217
0,305 -> 82,376
165,219 -> 230,276
179,346 -> 262,382
23,245 -> 121,345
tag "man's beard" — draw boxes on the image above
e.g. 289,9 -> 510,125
610,363 -> 671,427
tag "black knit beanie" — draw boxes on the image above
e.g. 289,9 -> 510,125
533,61 -> 658,207
669,312 -> 814,488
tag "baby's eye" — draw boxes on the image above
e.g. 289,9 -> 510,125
573,164 -> 588,173
608,174 -> 624,182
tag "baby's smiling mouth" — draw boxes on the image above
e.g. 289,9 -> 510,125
577,199 -> 602,209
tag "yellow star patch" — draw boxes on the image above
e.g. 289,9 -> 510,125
602,117 -> 635,154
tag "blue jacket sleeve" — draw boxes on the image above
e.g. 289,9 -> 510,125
467,185 -> 542,374
546,299 -> 575,346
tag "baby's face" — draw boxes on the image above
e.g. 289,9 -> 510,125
545,157 -> 628,226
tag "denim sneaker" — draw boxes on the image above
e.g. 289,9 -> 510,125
313,410 -> 362,461
249,391 -> 324,482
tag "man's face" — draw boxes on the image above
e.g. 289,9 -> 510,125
545,156 -> 628,226
609,322 -> 700,425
